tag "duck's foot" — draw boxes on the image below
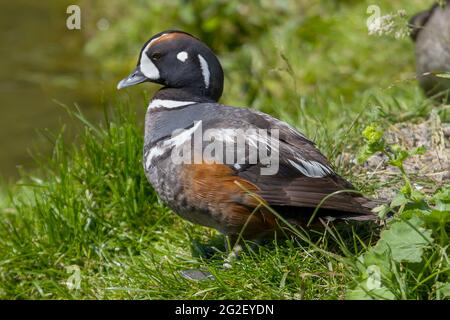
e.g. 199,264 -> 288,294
222,243 -> 243,269
190,234 -> 227,259
182,236 -> 264,279
222,236 -> 266,269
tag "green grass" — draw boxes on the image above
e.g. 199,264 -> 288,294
0,0 -> 449,299
0,104 -> 349,299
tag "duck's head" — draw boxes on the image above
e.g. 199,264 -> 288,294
117,30 -> 224,102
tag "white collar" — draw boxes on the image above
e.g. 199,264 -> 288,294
148,99 -> 196,110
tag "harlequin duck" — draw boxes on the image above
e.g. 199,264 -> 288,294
410,1 -> 450,102
118,30 -> 381,246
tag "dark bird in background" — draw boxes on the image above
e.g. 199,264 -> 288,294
117,30 -> 381,248
410,1 -> 450,102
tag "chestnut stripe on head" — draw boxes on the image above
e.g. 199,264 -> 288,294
149,32 -> 187,47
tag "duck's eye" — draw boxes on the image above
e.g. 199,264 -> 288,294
151,52 -> 162,60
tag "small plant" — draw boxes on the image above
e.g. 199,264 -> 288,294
367,8 -> 411,39
346,124 -> 449,299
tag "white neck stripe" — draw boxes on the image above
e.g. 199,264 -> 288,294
198,54 -> 210,89
148,99 -> 196,110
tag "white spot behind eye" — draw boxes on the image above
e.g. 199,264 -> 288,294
140,43 -> 160,80
198,54 -> 210,89
177,51 -> 188,62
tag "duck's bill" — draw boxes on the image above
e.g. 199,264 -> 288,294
117,67 -> 147,89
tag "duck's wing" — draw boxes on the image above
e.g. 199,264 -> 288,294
197,106 -> 377,217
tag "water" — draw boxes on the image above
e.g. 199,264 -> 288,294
0,1 -> 103,180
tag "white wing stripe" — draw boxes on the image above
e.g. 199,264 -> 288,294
145,121 -> 202,169
287,158 -> 331,178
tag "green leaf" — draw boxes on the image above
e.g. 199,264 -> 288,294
410,189 -> 425,202
362,124 -> 383,143
372,204 -> 390,219
432,187 -> 450,212
436,201 -> 450,212
421,210 -> 450,225
358,124 -> 386,163
371,216 -> 433,263
436,282 -> 450,299
412,146 -> 426,155
357,145 -> 371,164
359,248 -> 394,280
388,148 -> 409,167
346,285 -> 396,300
436,73 -> 450,79
390,193 -> 408,208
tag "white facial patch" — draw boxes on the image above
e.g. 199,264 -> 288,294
177,51 -> 188,62
140,42 -> 161,80
198,54 -> 210,89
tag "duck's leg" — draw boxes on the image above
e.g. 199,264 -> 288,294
222,234 -> 268,269
180,235 -> 265,280
179,235 -> 242,280
223,235 -> 242,269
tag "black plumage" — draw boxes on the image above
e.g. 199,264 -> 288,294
118,30 -> 382,241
